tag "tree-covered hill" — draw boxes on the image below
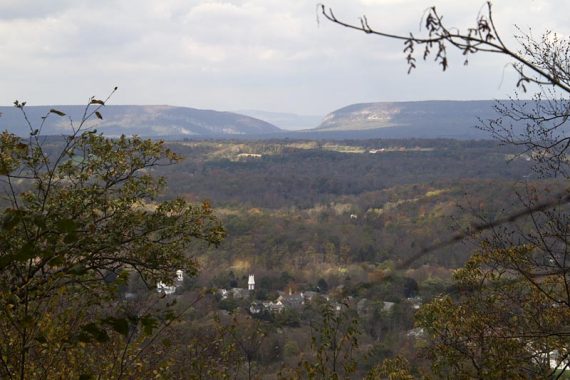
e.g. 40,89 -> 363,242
0,105 -> 281,137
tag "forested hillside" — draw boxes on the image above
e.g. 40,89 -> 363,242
1,129 -> 565,378
156,139 -> 545,272
0,105 -> 281,137
4,0 -> 570,377
315,101 -> 500,139
136,138 -> 561,377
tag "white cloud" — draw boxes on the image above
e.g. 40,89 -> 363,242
0,0 -> 569,114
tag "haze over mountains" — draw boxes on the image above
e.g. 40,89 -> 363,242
312,100 -> 502,139
0,105 -> 281,138
0,101 -> 506,139
237,110 -> 323,131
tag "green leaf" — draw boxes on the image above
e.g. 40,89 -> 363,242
2,211 -> 21,230
21,315 -> 34,328
164,309 -> 177,322
103,317 -> 129,337
69,264 -> 87,275
49,109 -> 66,116
79,374 -> 95,380
140,315 -> 159,336
6,293 -> 20,306
49,255 -> 64,266
80,323 -> 109,343
35,333 -> 48,344
0,243 -> 40,267
33,216 -> 47,229
63,233 -> 77,244
20,243 -> 36,259
57,218 -> 77,233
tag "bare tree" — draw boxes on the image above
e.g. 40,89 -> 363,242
0,91 -> 225,379
318,1 -> 570,174
319,2 -> 570,92
319,1 -> 570,262
319,3 -> 570,376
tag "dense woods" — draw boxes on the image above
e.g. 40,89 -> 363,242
128,138 -> 564,378
160,139 -> 538,269
318,0 -> 570,377
4,129 -> 559,378
3,0 -> 570,377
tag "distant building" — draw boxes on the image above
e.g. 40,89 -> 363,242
279,293 -> 305,309
156,281 -> 177,295
331,301 -> 343,312
237,153 -> 262,159
406,296 -> 423,310
248,274 -> 255,290
263,300 -> 284,313
156,269 -> 184,296
217,287 -> 251,300
356,298 -> 370,317
548,350 -> 570,370
249,302 -> 263,315
382,301 -> 396,312
303,291 -> 319,302
218,289 -> 229,300
231,288 -> 250,299
407,327 -> 426,338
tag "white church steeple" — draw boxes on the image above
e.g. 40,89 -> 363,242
248,274 -> 255,290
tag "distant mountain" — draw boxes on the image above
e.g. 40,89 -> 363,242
237,110 -> 323,131
313,100 -> 505,139
0,101 -> 524,140
0,105 -> 281,137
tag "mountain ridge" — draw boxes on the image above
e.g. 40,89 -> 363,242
314,100 -> 504,139
0,104 -> 281,137
0,100 -> 520,140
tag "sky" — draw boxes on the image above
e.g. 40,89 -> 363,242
0,0 -> 569,115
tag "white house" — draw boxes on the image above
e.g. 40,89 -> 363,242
156,269 -> 184,296
156,281 -> 177,295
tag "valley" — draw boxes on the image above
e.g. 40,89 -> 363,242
116,137 -> 560,377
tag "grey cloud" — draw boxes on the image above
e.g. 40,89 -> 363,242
1,0 -> 569,115
0,0 -> 74,19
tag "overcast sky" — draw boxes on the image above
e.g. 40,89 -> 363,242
0,0 -> 568,115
